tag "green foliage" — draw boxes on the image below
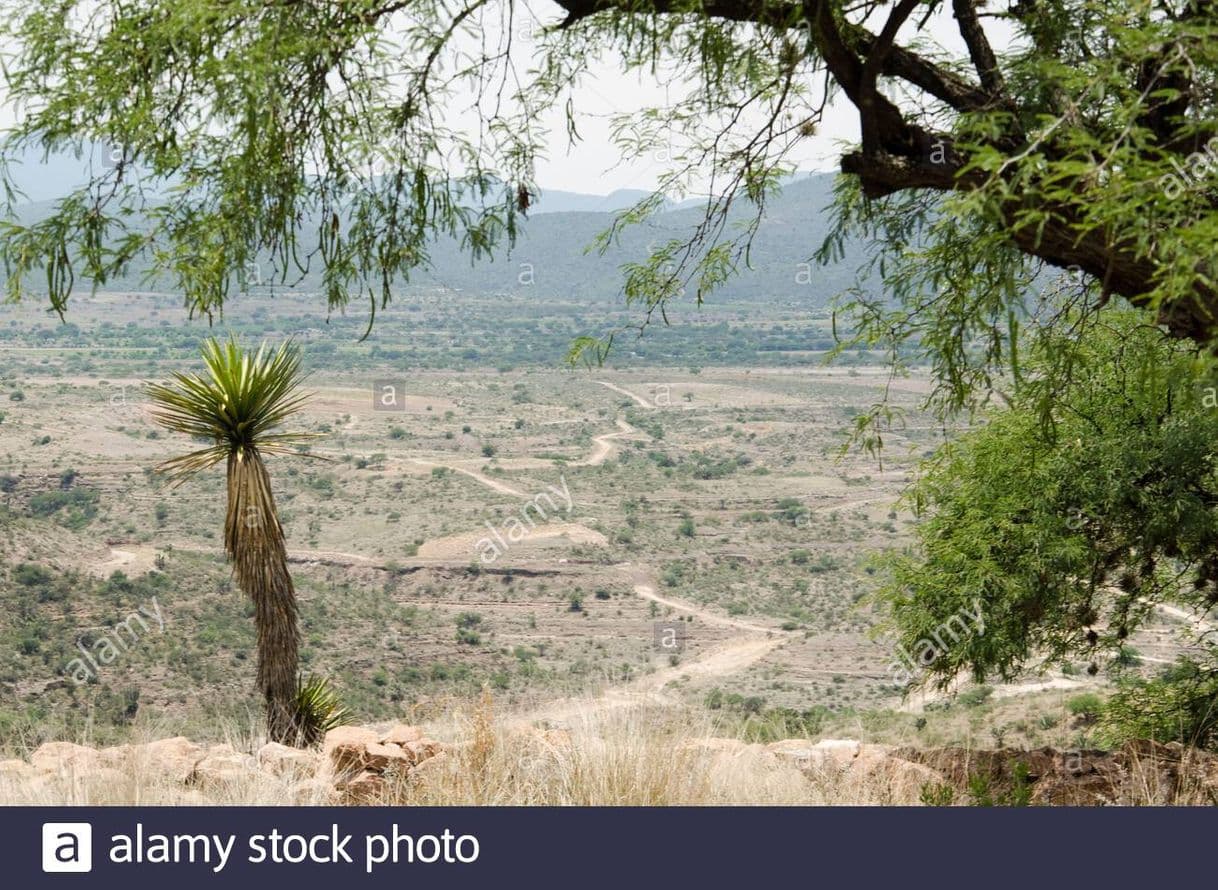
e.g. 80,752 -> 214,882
1066,693 -> 1105,724
967,761 -> 1033,807
13,563 -> 52,587
919,782 -> 957,807
28,487 -> 98,528
879,314 -> 1218,701
956,686 -> 994,709
147,337 -> 315,480
1098,662 -> 1218,749
294,675 -> 353,747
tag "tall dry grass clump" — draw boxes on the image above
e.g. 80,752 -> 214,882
384,700 -> 910,806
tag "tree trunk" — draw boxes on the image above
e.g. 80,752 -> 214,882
225,449 -> 301,745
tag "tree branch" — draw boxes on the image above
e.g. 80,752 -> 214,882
952,0 -> 1007,99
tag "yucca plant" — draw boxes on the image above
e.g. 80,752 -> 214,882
295,674 -> 354,746
147,337 -> 317,744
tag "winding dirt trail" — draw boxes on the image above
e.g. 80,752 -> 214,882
402,459 -> 528,498
1153,601 -> 1215,637
88,407 -> 802,721
594,380 -> 654,409
577,416 -> 638,467
521,564 -> 796,725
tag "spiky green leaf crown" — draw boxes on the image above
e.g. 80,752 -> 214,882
147,337 -> 314,482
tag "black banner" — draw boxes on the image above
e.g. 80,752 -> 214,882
7,806 -> 1211,888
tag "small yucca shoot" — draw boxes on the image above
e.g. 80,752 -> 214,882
295,675 -> 353,747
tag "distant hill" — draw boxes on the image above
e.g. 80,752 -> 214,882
4,150 -> 860,306
413,173 -> 854,304
528,187 -> 655,214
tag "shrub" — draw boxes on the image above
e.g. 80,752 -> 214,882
1067,693 -> 1105,724
1098,666 -> 1218,748
956,686 -> 994,708
13,563 -> 52,587
28,487 -> 99,528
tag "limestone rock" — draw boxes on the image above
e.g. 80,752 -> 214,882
135,737 -> 205,783
257,742 -> 319,778
31,742 -> 101,775
381,724 -> 425,746
324,726 -> 381,773
340,770 -> 385,804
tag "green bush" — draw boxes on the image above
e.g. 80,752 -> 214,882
1066,693 -> 1105,724
28,487 -> 99,528
1098,662 -> 1218,749
13,563 -> 52,587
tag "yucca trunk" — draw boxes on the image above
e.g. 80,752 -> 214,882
225,448 -> 300,744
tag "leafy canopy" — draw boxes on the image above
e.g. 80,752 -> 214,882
880,311 -> 1218,700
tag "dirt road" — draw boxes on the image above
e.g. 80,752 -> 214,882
594,380 -> 653,409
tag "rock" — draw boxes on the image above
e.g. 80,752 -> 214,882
767,738 -> 866,771
134,737 -> 205,783
381,724 -> 425,746
410,750 -> 451,785
190,746 -> 258,787
31,742 -> 101,775
851,750 -> 945,797
0,759 -> 39,781
363,742 -> 413,772
761,738 -> 941,799
289,777 -> 336,804
257,742 -> 318,778
65,767 -> 130,797
340,770 -> 385,804
324,726 -> 381,773
402,738 -> 443,764
98,744 -> 135,768
325,726 -> 381,748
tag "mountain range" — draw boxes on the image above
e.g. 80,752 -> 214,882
3,144 -> 858,305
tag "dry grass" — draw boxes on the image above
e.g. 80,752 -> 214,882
0,700 -> 917,806
386,698 -> 911,805
4,697 -> 1213,806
